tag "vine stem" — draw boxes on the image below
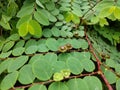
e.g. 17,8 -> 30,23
84,26 -> 113,90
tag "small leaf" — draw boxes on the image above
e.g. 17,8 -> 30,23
29,84 -> 47,90
67,78 -> 89,90
104,70 -> 116,84
36,0 -> 45,8
46,38 -> 59,51
12,47 -> 25,56
0,51 -> 12,59
99,18 -> 109,27
48,82 -> 69,90
53,72 -> 64,81
2,41 -> 15,52
84,76 -> 102,90
32,59 -> 53,81
8,56 -> 29,72
114,7 -> 120,19
116,79 -> 120,90
34,11 -> 49,25
0,59 -> 12,74
18,64 -> 35,84
25,45 -> 38,54
0,71 -> 19,90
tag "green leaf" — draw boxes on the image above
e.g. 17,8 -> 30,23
14,40 -> 25,48
12,47 -> 25,56
45,1 -> 55,11
32,59 -> 53,81
7,34 -> 20,41
52,61 -> 66,73
48,82 -> 69,90
2,41 -> 15,52
116,79 -> 120,90
114,7 -> 120,19
81,59 -> 95,72
36,0 -> 45,8
44,53 -> 57,64
104,70 -> 116,84
0,59 -> 12,74
25,45 -> 38,54
46,38 -> 59,51
34,11 -> 49,25
29,54 -> 44,64
17,3 -> 34,17
43,28 -> 52,37
37,39 -> 48,52
29,20 -> 42,38
18,64 -> 35,84
0,71 -> 19,90
0,51 -> 12,59
67,78 -> 89,90
7,1 -> 18,16
51,27 -> 60,37
66,57 -> 83,75
8,56 -> 29,72
16,15 -> 32,29
29,84 -> 47,90
90,16 -> 99,24
84,76 -> 103,90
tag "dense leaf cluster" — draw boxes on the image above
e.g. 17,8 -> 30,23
0,0 -> 120,90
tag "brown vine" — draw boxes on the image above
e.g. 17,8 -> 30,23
84,26 -> 113,90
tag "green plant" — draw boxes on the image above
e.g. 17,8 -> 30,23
0,0 -> 120,90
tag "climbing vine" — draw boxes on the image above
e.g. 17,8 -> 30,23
0,0 -> 120,90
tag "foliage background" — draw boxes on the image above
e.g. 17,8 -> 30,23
0,0 -> 120,90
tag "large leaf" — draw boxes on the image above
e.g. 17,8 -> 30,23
8,56 -> 29,72
29,84 -> 47,90
84,76 -> 103,90
48,82 -> 69,90
0,71 -> 19,90
32,59 -> 53,81
67,78 -> 89,90
18,64 -> 35,84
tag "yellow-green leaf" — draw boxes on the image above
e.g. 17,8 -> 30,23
18,22 -> 34,37
114,7 -> 120,19
99,6 -> 115,18
99,18 -> 109,27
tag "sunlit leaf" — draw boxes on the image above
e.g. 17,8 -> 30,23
114,7 -> 120,19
